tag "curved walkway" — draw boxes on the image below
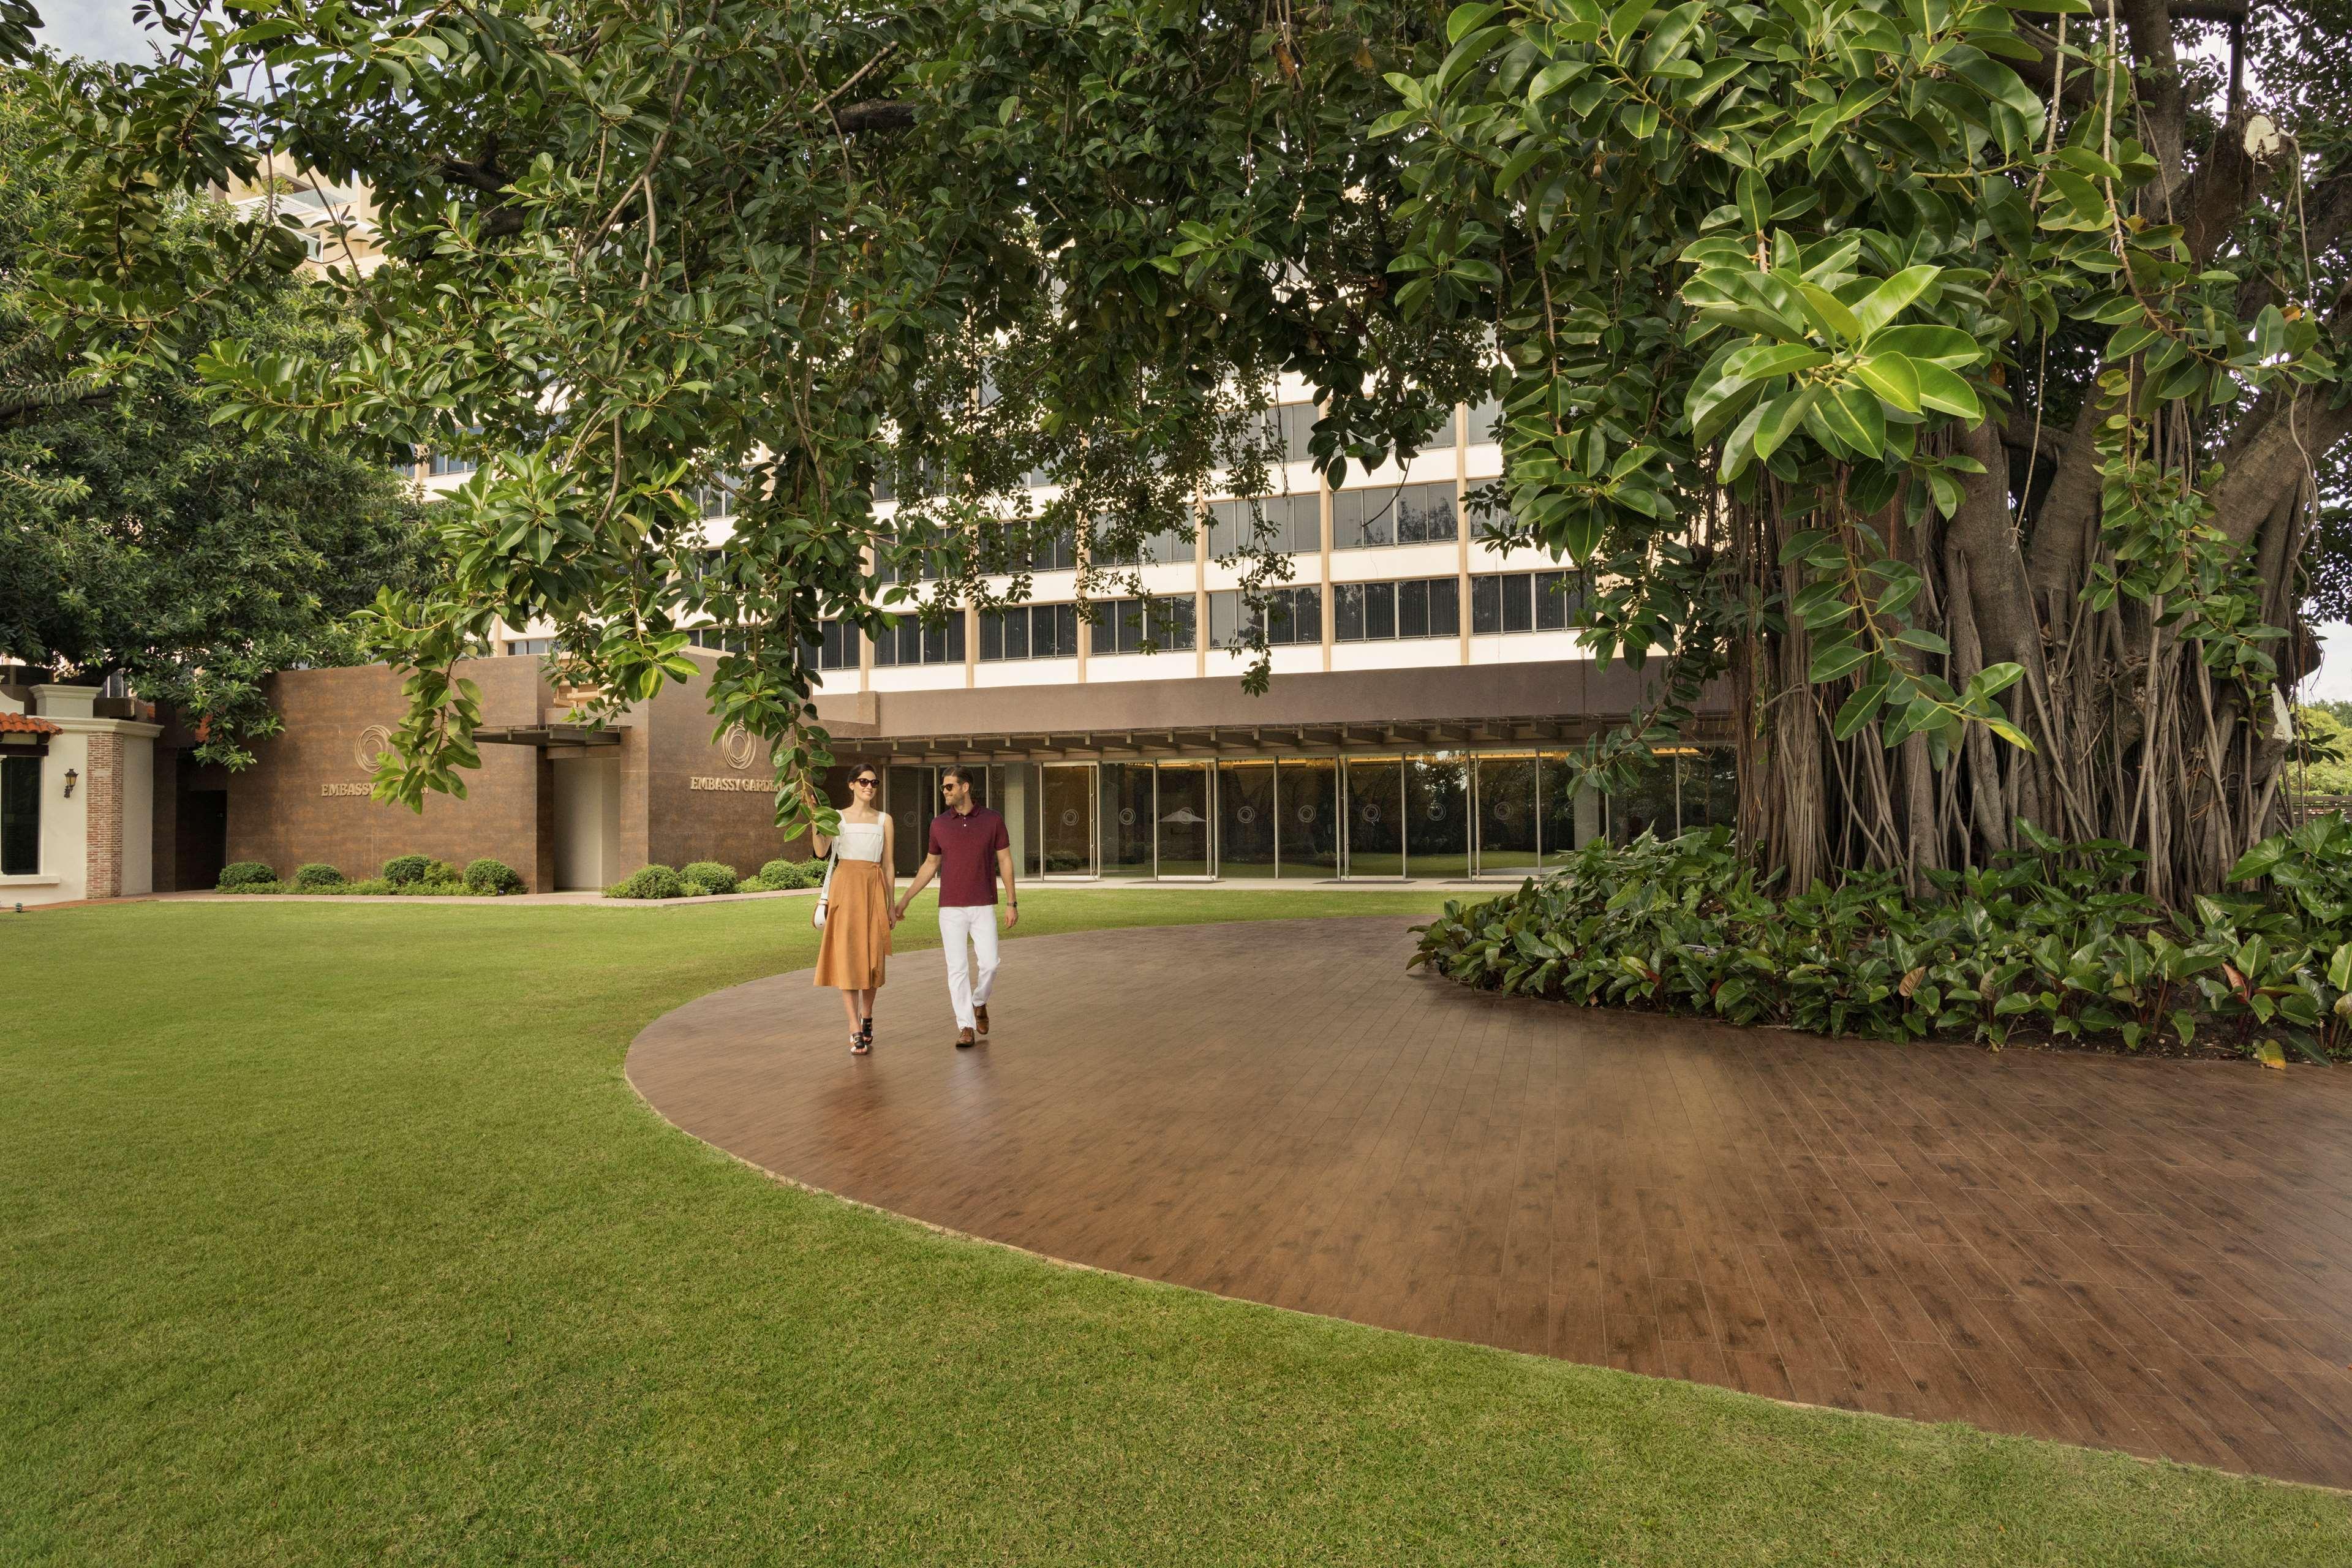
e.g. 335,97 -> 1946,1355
627,916 -> 2352,1488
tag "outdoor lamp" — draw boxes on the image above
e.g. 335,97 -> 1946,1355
62,767 -> 77,798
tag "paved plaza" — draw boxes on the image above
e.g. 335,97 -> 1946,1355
627,916 -> 2352,1487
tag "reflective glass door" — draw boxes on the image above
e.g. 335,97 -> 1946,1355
1276,758 -> 1340,876
1474,753 -> 1540,876
1343,757 -> 1406,877
1215,761 -> 1277,878
1405,753 -> 1470,878
1041,763 -> 1096,876
1155,761 -> 1214,877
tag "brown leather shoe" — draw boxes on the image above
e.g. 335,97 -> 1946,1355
956,1027 -> 976,1049
974,1004 -> 990,1037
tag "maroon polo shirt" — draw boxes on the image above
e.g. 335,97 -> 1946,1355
929,806 -> 1010,907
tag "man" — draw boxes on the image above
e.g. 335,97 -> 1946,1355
892,765 -> 1019,1047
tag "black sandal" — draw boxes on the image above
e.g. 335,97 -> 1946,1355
861,1017 -> 874,1049
850,1030 -> 870,1057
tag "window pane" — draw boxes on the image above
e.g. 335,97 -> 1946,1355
1681,748 -> 1740,831
1344,757 -> 1404,876
1534,570 -> 1568,631
1474,753 -> 1540,876
1610,753 -> 1680,842
1406,754 -> 1470,876
1055,603 -> 1079,655
1156,596 -> 1196,652
1423,485 -> 1457,541
1471,575 -> 1501,634
1468,396 -> 1502,443
1208,590 -> 1238,649
946,614 -> 965,663
1398,578 -> 1428,639
1042,764 -> 1094,875
1289,495 -> 1322,554
922,622 -> 948,664
1365,582 -> 1396,641
1,756 -> 39,876
1356,490 -> 1394,547
1091,601 -> 1117,655
1118,600 -> 1143,654
1420,407 -> 1457,450
1011,608 -> 1036,659
1291,585 -> 1322,643
981,610 -> 1005,661
1099,762 -> 1153,878
1276,757 -> 1340,874
1216,761 -> 1277,878
1156,761 -> 1213,876
1502,572 -> 1533,633
872,627 -> 896,666
1398,488 -> 1426,545
1333,582 -> 1365,642
1429,578 -> 1460,637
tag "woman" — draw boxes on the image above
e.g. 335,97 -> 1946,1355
811,765 -> 897,1055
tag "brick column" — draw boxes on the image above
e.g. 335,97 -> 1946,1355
85,731 -> 124,899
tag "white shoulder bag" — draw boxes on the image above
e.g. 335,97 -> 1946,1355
812,838 -> 840,930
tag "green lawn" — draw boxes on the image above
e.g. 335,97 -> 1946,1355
6,891 -> 2346,1566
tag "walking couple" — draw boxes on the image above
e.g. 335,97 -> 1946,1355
811,763 -> 1019,1055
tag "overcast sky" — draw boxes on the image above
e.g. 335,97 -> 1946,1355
22,4 -> 2352,703
34,3 -> 157,63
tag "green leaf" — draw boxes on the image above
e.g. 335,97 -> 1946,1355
1809,641 -> 1872,682
1852,265 -> 1939,338
1852,353 -> 1921,413
1447,1 -> 1505,43
1912,361 -> 1983,420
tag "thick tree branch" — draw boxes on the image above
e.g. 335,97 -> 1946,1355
829,100 -> 914,134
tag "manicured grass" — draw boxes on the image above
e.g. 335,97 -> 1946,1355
5,890 -> 2347,1566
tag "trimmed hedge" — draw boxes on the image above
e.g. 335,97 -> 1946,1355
380,854 -> 432,886
217,862 -> 276,891
463,858 -> 525,896
1413,818 -> 2352,1064
756,857 -> 824,890
681,860 -> 739,895
607,864 -> 685,900
292,864 -> 346,889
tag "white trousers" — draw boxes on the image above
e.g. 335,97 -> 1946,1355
938,903 -> 1001,1030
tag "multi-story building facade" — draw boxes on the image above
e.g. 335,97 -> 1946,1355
412,374 -> 1738,888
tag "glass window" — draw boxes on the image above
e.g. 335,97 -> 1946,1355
1471,575 -> 1500,634
820,621 -> 856,669
505,637 -> 556,657
1208,495 -> 1321,558
1099,763 -> 1153,878
1406,754 -> 1471,877
1472,570 -> 1579,635
1262,401 -> 1317,462
979,604 -> 1078,661
1335,483 -> 1456,549
1610,753 -> 1681,843
1418,407 -> 1457,451
1276,758 -> 1340,874
1681,747 -> 1740,831
1,755 -> 39,875
1041,764 -> 1094,875
1090,518 -> 1188,567
1216,761 -> 1277,879
1468,395 -> 1502,443
872,613 -> 965,666
1474,753 -> 1541,876
1539,752 -> 1602,861
1091,597 -> 1195,655
1156,761 -> 1213,876
1333,579 -> 1452,641
428,450 -> 477,477
1343,757 -> 1404,877
1502,572 -> 1532,633
1534,570 -> 1578,631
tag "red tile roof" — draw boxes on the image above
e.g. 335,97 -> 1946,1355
0,713 -> 61,734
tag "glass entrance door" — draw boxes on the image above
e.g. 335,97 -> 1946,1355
1040,763 -> 1097,876
1155,761 -> 1214,878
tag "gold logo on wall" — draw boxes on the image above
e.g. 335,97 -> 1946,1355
355,725 -> 394,771
722,722 -> 759,772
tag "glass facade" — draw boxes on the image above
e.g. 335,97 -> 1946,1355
946,748 -> 1728,883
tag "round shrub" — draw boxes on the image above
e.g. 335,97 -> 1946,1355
607,864 -> 684,900
681,880 -> 722,898
421,858 -> 459,886
464,858 -> 525,896
217,861 -> 276,891
759,857 -> 822,889
381,853 -> 431,886
681,860 -> 738,894
292,863 -> 346,889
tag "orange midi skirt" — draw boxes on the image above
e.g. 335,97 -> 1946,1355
812,860 -> 891,990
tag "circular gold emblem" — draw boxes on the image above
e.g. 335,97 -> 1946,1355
722,723 -> 759,772
355,725 -> 393,771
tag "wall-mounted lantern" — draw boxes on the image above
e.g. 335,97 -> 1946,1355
62,768 -> 78,799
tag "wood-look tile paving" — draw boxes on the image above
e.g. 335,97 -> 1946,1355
625,916 -> 2352,1487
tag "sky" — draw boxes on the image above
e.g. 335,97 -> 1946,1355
25,4 -> 2352,705
34,2 -> 156,64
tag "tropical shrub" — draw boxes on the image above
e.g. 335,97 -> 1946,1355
681,861 -> 739,895
606,864 -> 684,900
292,863 -> 345,889
380,854 -> 431,886
1413,821 -> 2352,1065
462,858 -> 524,896
216,861 -> 275,890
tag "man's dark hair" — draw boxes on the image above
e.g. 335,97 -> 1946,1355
941,763 -> 983,790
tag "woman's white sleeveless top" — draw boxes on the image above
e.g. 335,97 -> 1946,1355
833,820 -> 886,864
